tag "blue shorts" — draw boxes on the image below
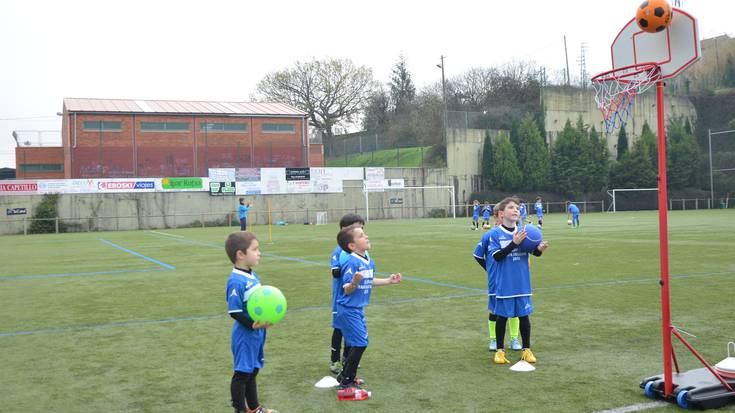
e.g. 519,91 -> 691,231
487,295 -> 496,313
472,215 -> 479,221
494,296 -> 533,318
334,304 -> 368,347
232,325 -> 265,373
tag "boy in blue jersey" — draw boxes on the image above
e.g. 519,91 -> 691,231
225,231 -> 279,413
534,196 -> 544,228
471,200 -> 481,230
481,201 -> 492,228
474,208 -> 522,352
518,200 -> 529,225
328,213 -> 366,374
334,225 -> 401,400
238,198 -> 252,231
487,197 -> 548,364
567,201 -> 580,228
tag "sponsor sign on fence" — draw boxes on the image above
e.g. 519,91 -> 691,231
161,177 -> 205,191
209,181 -> 236,196
6,207 -> 27,215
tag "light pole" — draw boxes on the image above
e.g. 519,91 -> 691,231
436,55 -> 447,151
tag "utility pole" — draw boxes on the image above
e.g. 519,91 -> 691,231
578,42 -> 588,89
437,55 -> 447,149
564,35 -> 571,86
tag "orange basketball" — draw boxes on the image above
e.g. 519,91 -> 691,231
636,0 -> 672,33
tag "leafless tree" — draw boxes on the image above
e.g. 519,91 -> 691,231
255,58 -> 377,139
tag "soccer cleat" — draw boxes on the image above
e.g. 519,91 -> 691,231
247,405 -> 279,413
488,339 -> 497,351
510,337 -> 522,351
521,348 -> 537,363
329,360 -> 343,374
494,349 -> 511,364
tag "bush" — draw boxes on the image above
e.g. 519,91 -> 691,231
30,194 -> 65,234
428,208 -> 447,218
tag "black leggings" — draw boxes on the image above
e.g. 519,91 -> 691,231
495,315 -> 531,350
231,369 -> 259,411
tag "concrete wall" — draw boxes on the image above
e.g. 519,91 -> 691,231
0,167 -> 456,235
542,87 -> 697,154
446,128 -> 506,203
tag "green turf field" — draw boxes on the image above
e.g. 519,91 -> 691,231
2,210 -> 735,412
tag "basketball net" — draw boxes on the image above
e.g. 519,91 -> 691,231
591,63 -> 661,135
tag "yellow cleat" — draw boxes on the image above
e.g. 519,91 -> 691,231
521,348 -> 536,363
494,349 -> 511,364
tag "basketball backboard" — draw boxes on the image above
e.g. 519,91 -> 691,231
611,8 -> 701,79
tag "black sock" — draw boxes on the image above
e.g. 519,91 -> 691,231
343,346 -> 351,362
338,346 -> 366,385
495,316 -> 508,350
520,316 -> 531,349
231,370 -> 259,411
331,329 -> 343,363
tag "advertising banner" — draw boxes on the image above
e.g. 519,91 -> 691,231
235,181 -> 262,195
310,168 -> 344,193
6,207 -> 28,215
160,177 -> 206,191
0,181 -> 38,195
260,168 -> 285,194
209,181 -> 236,196
236,168 -> 261,182
96,179 -> 157,193
285,167 -> 310,181
208,168 -> 236,182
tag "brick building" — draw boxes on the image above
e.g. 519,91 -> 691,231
15,98 -> 324,179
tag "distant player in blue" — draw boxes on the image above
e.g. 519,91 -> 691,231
518,200 -> 528,226
471,200 -> 481,230
238,198 -> 252,231
334,225 -> 401,400
534,196 -> 544,228
224,231 -> 279,413
567,201 -> 580,228
481,201 -> 492,228
487,197 -> 548,365
328,213 -> 367,374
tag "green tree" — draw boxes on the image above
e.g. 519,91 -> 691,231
616,125 -> 629,161
574,117 -> 595,192
610,138 -> 657,188
516,113 -> 550,189
666,118 -> 701,188
30,194 -> 65,234
481,130 -> 494,187
638,121 -> 658,170
491,131 -> 522,190
588,126 -> 610,191
550,119 -> 588,196
389,55 -> 416,115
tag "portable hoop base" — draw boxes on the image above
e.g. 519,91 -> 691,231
641,369 -> 735,409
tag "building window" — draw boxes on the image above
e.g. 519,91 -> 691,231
83,121 -> 122,131
262,123 -> 295,133
21,164 -> 63,172
140,121 -> 190,131
200,122 -> 248,132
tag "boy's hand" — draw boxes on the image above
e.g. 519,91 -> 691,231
512,230 -> 527,245
351,272 -> 363,286
252,321 -> 273,329
389,273 -> 402,284
537,240 -> 549,252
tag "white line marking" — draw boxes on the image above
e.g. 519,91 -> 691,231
148,230 -> 184,238
593,401 -> 668,413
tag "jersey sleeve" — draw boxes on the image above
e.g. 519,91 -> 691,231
227,280 -> 245,314
488,230 -> 503,258
473,233 -> 489,259
330,248 -> 341,270
340,259 -> 359,286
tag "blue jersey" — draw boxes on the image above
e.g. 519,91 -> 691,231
238,204 -> 251,219
472,204 -> 481,218
534,201 -> 543,218
473,232 -> 497,296
487,225 -> 532,298
519,203 -> 528,220
337,253 -> 375,308
226,268 -> 265,372
482,204 -> 492,219
568,203 -> 580,215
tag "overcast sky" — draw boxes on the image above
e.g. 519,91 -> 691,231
1,0 -> 732,168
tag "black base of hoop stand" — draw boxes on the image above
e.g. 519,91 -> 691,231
641,369 -> 735,410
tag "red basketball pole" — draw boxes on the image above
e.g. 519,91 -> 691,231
655,79 -> 674,397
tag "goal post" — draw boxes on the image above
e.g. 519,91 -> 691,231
362,185 -> 456,221
607,188 -> 658,212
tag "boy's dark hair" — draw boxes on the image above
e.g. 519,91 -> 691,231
339,213 -> 365,229
225,231 -> 258,264
495,196 -> 520,213
337,225 -> 360,253
239,198 -> 244,203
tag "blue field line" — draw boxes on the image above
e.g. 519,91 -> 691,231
143,232 -> 485,292
0,267 -> 165,281
99,239 -> 176,270
0,291 -> 485,338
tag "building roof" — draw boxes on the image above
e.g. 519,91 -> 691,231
63,98 -> 307,116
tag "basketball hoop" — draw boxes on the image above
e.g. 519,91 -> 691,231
591,62 -> 661,135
